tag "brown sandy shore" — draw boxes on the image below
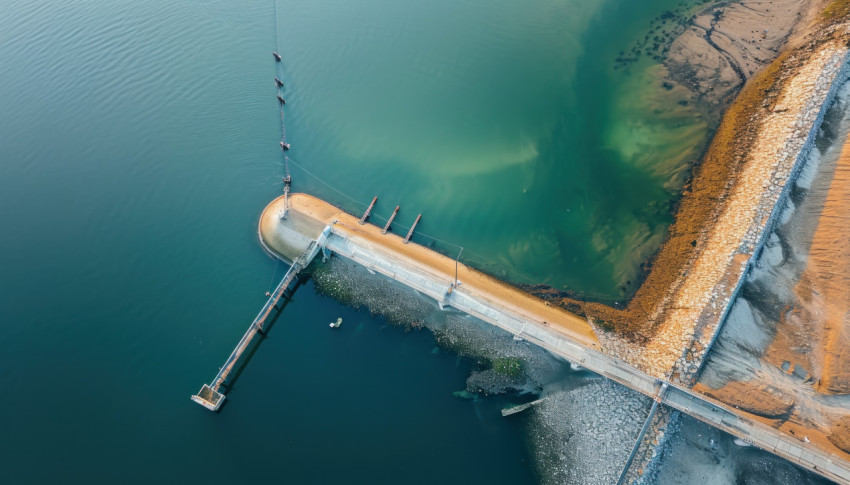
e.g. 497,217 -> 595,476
769,134 -> 850,395
694,127 -> 850,461
792,141 -> 850,395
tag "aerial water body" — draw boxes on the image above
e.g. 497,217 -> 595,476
276,0 -> 708,300
1,0 -> 708,483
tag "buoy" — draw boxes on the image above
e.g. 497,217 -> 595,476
273,52 -> 282,62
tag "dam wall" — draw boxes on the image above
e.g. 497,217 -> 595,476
325,232 -> 595,355
259,193 -> 602,350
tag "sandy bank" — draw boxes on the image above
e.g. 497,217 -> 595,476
784,135 -> 850,394
758,128 -> 850,395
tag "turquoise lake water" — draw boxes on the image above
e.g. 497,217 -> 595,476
276,0 -> 708,299
1,0 -> 709,482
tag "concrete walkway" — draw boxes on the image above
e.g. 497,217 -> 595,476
258,192 -> 850,484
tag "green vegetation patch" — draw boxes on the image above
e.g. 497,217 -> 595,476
491,357 -> 524,378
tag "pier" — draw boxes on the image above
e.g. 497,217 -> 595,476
359,196 -> 378,224
191,229 -> 329,411
403,214 -> 421,244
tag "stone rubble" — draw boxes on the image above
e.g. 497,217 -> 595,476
313,257 -> 655,483
526,380 -> 652,485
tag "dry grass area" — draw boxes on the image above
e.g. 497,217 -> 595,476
823,0 -> 850,21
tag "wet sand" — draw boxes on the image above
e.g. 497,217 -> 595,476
666,0 -> 815,115
788,136 -> 850,394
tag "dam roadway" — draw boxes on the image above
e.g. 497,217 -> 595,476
257,193 -> 850,484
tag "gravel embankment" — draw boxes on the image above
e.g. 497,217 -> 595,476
313,257 -> 653,483
526,380 -> 651,485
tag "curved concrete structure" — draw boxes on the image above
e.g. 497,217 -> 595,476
258,194 -> 332,261
259,193 -> 601,349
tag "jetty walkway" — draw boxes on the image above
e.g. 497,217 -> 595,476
191,232 -> 327,411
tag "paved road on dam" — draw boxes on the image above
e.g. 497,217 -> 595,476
260,193 -> 850,484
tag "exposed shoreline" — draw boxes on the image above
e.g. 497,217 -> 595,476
532,5 -> 850,479
693,80 -> 850,463
538,1 -> 849,349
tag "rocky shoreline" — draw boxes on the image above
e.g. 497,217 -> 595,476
526,380 -> 651,485
310,257 -> 653,483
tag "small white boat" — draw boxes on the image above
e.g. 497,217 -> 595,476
733,438 -> 752,447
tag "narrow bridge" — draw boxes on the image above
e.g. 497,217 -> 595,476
191,234 -> 326,411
